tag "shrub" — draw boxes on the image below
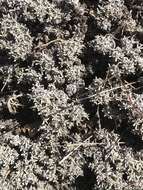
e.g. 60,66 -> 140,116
0,0 -> 143,189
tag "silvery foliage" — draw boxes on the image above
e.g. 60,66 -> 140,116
90,33 -> 143,136
89,128 -> 143,190
92,35 -> 143,74
96,0 -> 141,33
0,16 -> 33,60
0,0 -> 143,189
0,0 -> 63,23
96,0 -> 125,31
31,82 -> 88,134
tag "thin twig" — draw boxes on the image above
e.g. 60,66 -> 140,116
34,38 -> 63,50
77,81 -> 136,103
59,136 -> 92,164
45,81 -> 136,119
1,67 -> 12,92
59,144 -> 81,165
67,141 -> 125,147
67,142 -> 105,147
96,105 -> 101,130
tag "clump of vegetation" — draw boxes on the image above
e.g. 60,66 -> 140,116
0,0 -> 143,189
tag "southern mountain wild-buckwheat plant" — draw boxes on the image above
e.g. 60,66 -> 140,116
0,0 -> 143,189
